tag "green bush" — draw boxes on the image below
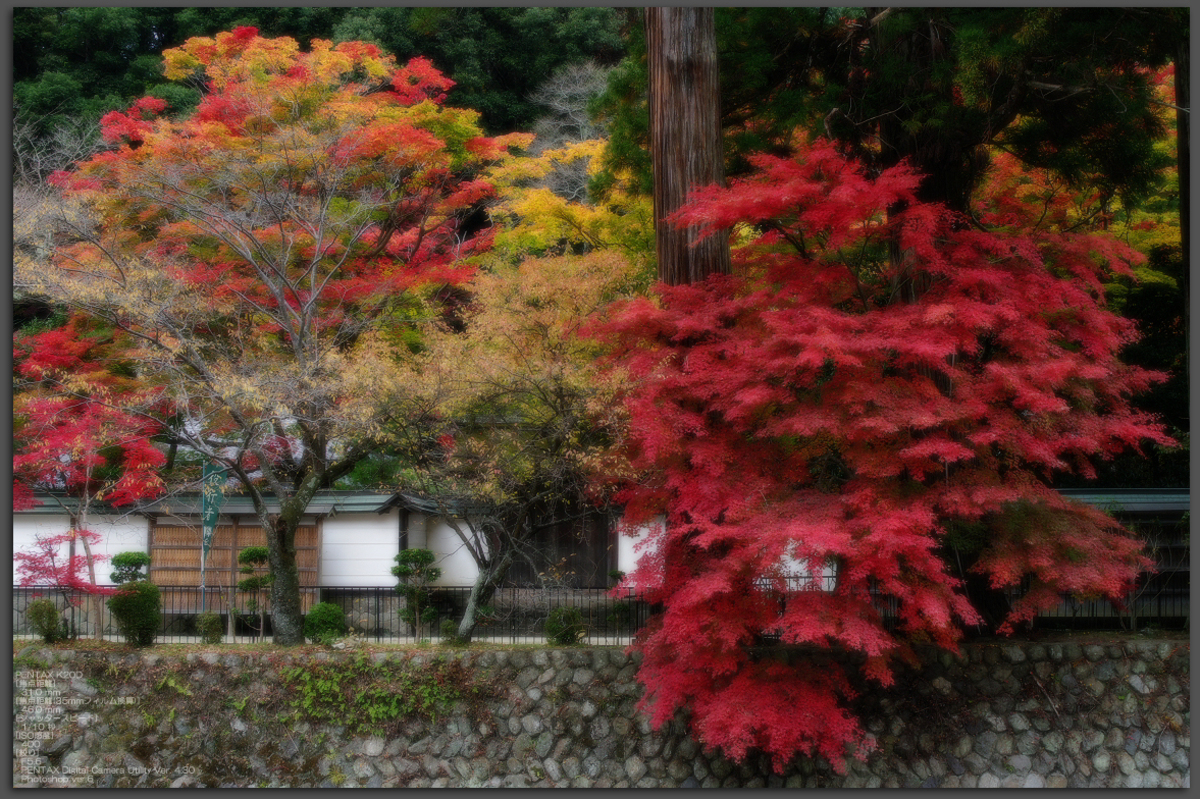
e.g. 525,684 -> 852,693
304,602 -> 347,644
236,547 -> 273,592
107,582 -> 161,647
606,600 -> 633,627
26,598 -> 62,643
196,611 -> 223,644
545,605 -> 586,646
109,551 -> 151,584
440,618 -> 471,647
393,549 -> 441,635
236,546 -> 274,638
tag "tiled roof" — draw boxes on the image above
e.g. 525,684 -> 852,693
21,490 -> 395,517
1057,488 -> 1190,514
21,488 -> 1189,518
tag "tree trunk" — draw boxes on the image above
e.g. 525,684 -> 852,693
1175,30 -> 1189,363
71,510 -> 106,640
78,531 -> 105,640
266,517 -> 305,645
645,7 -> 731,285
250,474 -> 324,646
456,547 -> 515,643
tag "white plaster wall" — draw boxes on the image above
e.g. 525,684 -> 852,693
424,517 -> 485,586
614,515 -> 661,589
13,512 -> 150,586
610,516 -> 837,591
405,513 -> 428,550
319,510 -> 401,587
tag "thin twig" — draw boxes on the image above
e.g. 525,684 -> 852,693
1031,673 -> 1062,722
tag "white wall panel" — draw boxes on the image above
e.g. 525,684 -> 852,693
319,510 -> 400,586
424,518 -> 485,586
13,513 -> 149,586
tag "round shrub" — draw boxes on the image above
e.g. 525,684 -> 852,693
196,611 -> 223,645
304,602 -> 347,644
26,598 -> 62,643
109,551 -> 151,584
545,605 -> 586,646
107,582 -> 161,647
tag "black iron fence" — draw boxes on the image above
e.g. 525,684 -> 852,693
12,578 -> 1188,646
10,584 -> 655,645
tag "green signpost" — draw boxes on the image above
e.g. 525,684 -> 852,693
199,462 -> 225,613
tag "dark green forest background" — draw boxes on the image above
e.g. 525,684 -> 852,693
12,6 -> 1189,488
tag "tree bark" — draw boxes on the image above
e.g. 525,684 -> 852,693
1175,28 -> 1189,363
266,517 -> 305,645
645,7 -> 731,285
255,478 -> 323,646
456,546 -> 515,643
70,509 -> 106,640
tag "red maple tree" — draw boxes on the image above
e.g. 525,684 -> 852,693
21,28 -> 531,644
600,137 -> 1170,772
14,529 -> 114,597
13,313 -> 164,636
13,313 -> 167,511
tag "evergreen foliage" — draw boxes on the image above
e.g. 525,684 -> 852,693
25,599 -> 63,644
393,549 -> 442,635
195,611 -> 224,645
108,581 -> 161,647
545,605 -> 587,646
109,551 -> 151,584
303,602 -> 348,645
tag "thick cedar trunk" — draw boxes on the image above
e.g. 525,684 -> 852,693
645,8 -> 731,286
1175,33 -> 1189,361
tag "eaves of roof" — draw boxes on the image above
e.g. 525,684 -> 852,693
377,491 -> 496,518
22,488 -> 1188,519
1057,487 -> 1190,515
21,490 -> 396,518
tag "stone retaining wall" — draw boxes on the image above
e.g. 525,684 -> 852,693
12,638 -> 1189,788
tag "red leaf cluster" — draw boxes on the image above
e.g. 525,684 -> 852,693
14,315 -> 166,509
389,56 -> 456,104
13,529 -> 116,598
600,138 -> 1167,772
99,97 -> 167,145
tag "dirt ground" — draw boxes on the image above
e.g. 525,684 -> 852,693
14,627 -> 1188,661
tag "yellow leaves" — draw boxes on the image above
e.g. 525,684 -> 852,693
487,139 -> 599,189
404,252 -> 641,444
12,182 -> 76,274
333,332 -> 415,431
163,31 -> 401,125
501,186 -> 611,251
163,31 -> 303,89
161,42 -> 206,82
395,259 -> 606,418
302,38 -> 355,85
487,139 -> 654,265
